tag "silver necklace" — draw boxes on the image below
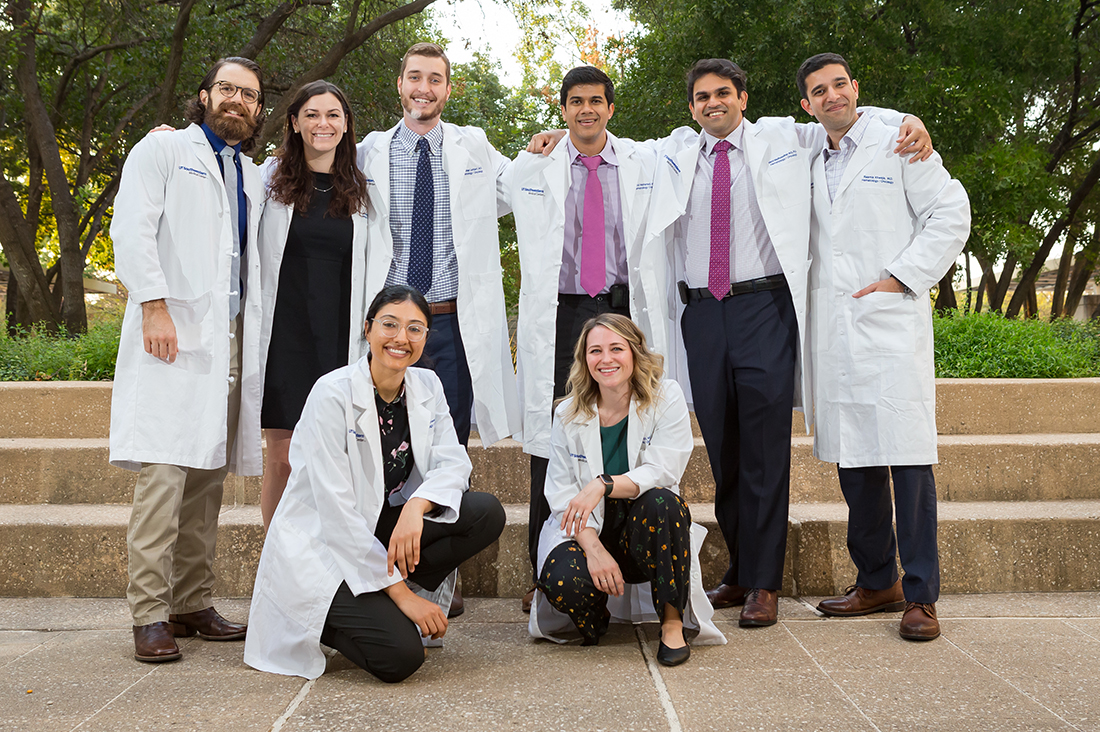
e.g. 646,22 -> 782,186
314,183 -> 333,193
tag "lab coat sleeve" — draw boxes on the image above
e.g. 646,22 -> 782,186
408,378 -> 472,523
291,382 -> 402,596
623,381 -> 693,495
886,151 -> 972,296
789,108 -> 908,157
111,135 -> 173,303
544,405 -> 603,535
630,125 -> 698,157
491,143 -> 514,216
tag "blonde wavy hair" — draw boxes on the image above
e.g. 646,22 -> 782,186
560,313 -> 665,423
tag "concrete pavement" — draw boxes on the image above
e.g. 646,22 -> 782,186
2,593 -> 1098,731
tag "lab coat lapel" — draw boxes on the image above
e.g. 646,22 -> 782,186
186,125 -> 226,197
626,397 -> 644,469
741,119 -> 769,183
351,359 -> 384,493
368,125 -> 399,263
406,375 -> 434,482
614,133 -> 642,255
835,118 -> 884,200
544,139 -> 569,225
577,410 -> 605,480
441,126 -> 470,207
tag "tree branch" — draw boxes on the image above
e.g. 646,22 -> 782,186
155,0 -> 200,125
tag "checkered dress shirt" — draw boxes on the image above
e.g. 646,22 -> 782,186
822,111 -> 870,202
386,121 -> 458,302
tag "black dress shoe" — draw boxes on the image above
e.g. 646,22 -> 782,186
657,641 -> 691,667
133,622 -> 181,663
448,586 -> 465,618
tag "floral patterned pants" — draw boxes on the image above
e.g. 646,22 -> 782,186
537,488 -> 692,645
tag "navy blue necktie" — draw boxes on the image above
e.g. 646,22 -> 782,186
408,137 -> 434,295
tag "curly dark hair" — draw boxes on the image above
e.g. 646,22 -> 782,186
184,57 -> 266,154
267,80 -> 367,219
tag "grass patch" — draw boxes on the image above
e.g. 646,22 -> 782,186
0,311 -> 122,381
933,311 -> 1100,378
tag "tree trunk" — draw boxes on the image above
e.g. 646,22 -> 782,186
155,0 -> 200,125
989,254 -> 1016,313
0,176 -> 60,330
1025,281 -> 1038,318
975,270 -> 988,313
1064,224 -> 1100,317
934,264 -> 957,312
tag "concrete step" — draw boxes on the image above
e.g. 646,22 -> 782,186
8,433 -> 1100,506
3,379 -> 1099,439
2,500 -> 1097,599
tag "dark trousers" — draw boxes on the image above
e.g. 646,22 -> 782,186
529,293 -> 631,581
837,465 -> 940,604
537,489 -> 692,644
681,286 -> 798,590
320,491 -> 505,683
422,311 -> 473,446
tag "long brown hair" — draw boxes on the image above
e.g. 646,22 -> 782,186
561,313 -> 665,424
268,80 -> 368,218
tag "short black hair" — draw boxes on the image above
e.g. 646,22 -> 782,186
560,66 -> 615,107
796,53 -> 853,100
365,284 -> 433,332
686,59 -> 747,105
184,56 -> 266,154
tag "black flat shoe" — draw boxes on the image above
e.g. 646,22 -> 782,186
657,640 -> 690,667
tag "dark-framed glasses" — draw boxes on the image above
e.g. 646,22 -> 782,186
370,318 -> 429,342
212,80 -> 261,105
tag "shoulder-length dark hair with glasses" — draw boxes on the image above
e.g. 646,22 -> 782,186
268,80 -> 368,219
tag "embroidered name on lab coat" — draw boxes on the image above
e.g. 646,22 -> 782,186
636,182 -> 654,191
860,175 -> 895,185
365,178 -> 376,186
570,452 -> 587,462
464,167 -> 484,176
641,435 -> 653,445
179,166 -> 207,178
768,150 -> 797,166
348,428 -> 365,441
521,187 -> 545,196
664,156 -> 681,174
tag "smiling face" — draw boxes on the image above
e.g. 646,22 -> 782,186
561,83 -> 614,153
585,325 -> 634,395
198,62 -> 262,145
398,54 -> 451,126
799,63 -> 860,135
365,299 -> 430,378
688,72 -> 748,140
291,92 -> 347,156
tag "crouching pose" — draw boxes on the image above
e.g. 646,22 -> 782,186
529,314 -> 724,665
245,285 -> 505,682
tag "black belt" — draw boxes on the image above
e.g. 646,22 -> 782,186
679,274 -> 787,304
558,282 -> 629,308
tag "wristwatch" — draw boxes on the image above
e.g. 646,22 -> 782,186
600,473 -> 614,497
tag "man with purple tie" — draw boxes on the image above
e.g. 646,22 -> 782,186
505,67 -> 675,611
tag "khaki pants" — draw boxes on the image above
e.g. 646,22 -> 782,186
127,317 -> 243,626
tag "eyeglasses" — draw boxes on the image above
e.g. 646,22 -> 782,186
370,318 -> 429,342
211,80 -> 261,105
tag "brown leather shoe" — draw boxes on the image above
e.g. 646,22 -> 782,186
133,622 -> 181,663
899,602 -> 940,640
169,607 -> 246,641
449,586 -> 465,618
739,588 -> 778,627
706,583 -> 749,609
521,586 -> 537,614
817,581 -> 905,617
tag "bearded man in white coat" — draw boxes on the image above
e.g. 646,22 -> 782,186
796,53 -> 970,641
110,57 -> 266,663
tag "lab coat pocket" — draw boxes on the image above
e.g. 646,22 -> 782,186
262,522 -> 331,627
143,292 -> 214,373
849,291 -> 917,355
458,173 -> 494,220
852,190 -> 896,232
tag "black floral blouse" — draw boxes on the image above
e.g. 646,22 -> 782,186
376,384 -> 414,506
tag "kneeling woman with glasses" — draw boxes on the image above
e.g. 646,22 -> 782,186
245,285 -> 505,682
529,314 -> 724,665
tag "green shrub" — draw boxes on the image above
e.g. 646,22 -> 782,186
933,311 -> 1100,378
0,313 -> 122,381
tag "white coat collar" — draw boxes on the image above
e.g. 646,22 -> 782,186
738,118 -> 769,178
185,123 -> 227,196
571,394 -> 647,475
834,115 -> 889,199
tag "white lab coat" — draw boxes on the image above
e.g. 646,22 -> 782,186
109,123 -> 264,475
807,116 -> 970,467
647,111 -> 907,414
244,361 -> 471,679
356,122 -> 520,446
503,131 -> 670,458
529,380 -> 725,646
255,158 -> 372,387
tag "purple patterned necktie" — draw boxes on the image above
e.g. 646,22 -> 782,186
580,155 -> 605,298
709,140 -> 732,300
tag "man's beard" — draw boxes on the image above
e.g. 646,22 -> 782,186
204,101 -> 256,143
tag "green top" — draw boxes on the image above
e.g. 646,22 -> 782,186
600,416 -> 629,476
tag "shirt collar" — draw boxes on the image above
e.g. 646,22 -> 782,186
567,134 -> 618,167
200,122 -> 240,156
699,122 -> 745,156
374,381 -> 407,407
824,112 -> 869,160
396,119 -> 444,156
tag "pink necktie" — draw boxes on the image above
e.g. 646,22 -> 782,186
709,140 -> 732,300
580,155 -> 605,298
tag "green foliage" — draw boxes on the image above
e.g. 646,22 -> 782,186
0,311 -> 123,381
933,311 -> 1100,378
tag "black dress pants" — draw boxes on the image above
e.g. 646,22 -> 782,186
680,285 -> 798,591
537,489 -> 692,645
320,491 -> 505,683
528,293 -> 630,581
837,465 -> 940,604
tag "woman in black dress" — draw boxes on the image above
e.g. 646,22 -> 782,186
257,80 -> 369,530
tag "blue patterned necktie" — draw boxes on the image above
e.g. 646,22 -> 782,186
408,137 -> 434,295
